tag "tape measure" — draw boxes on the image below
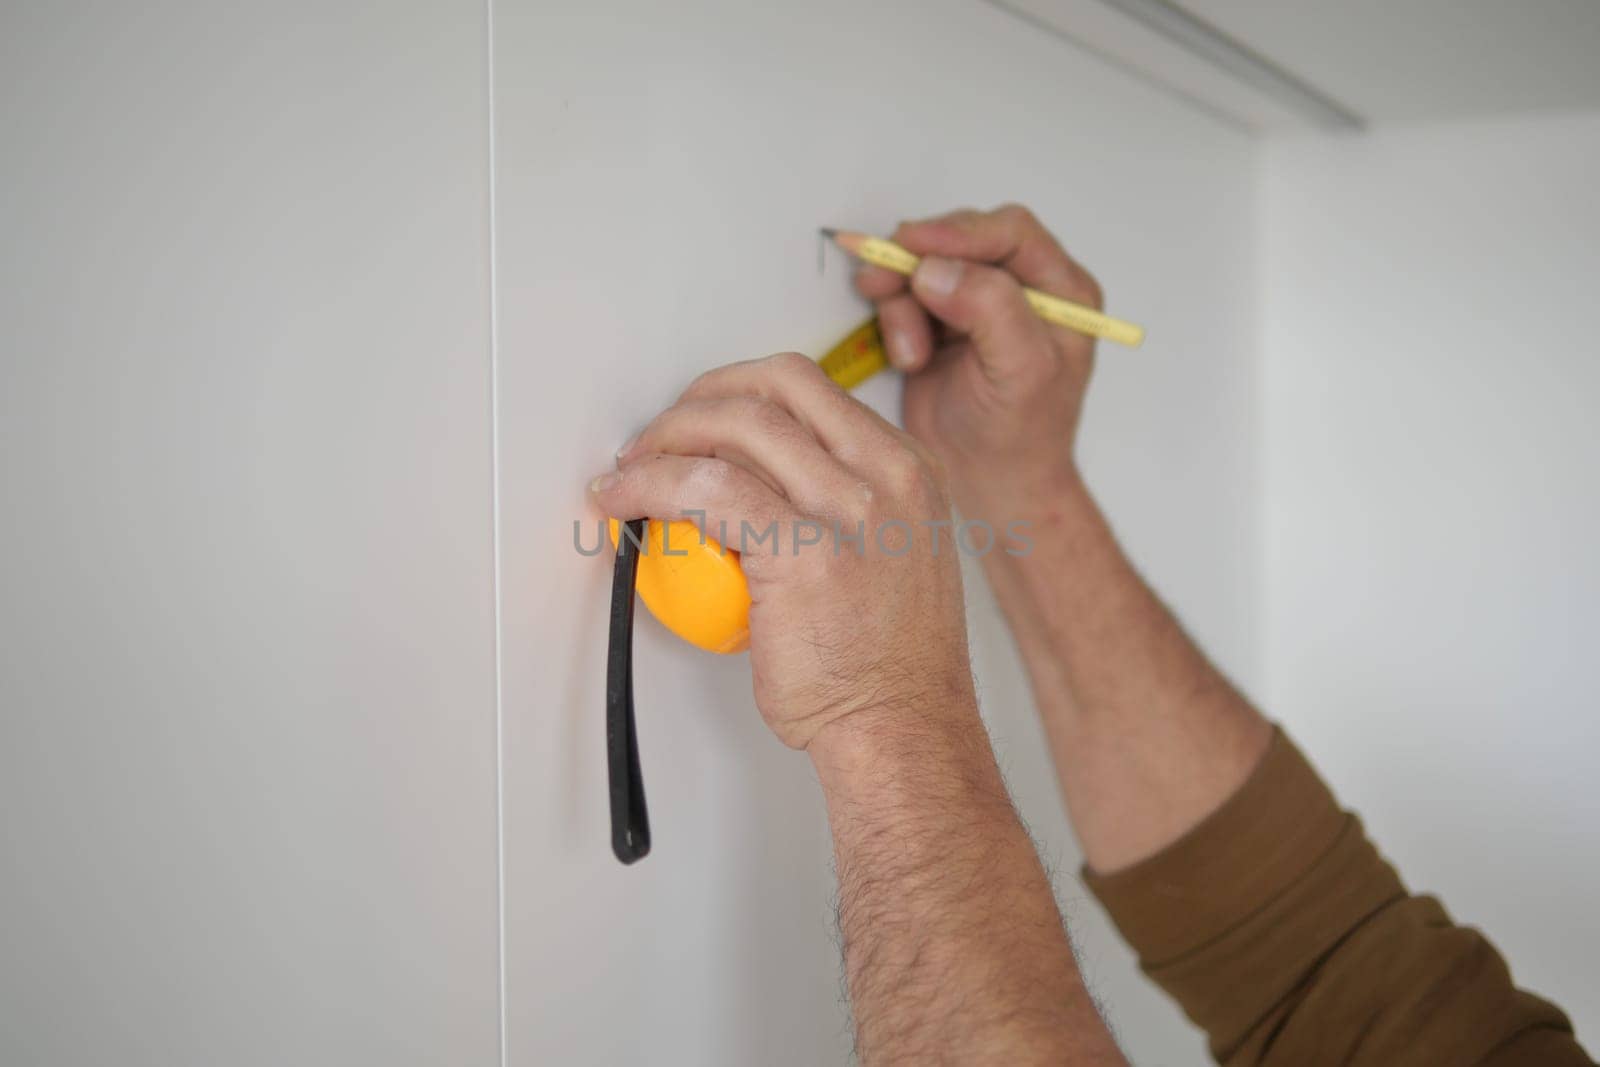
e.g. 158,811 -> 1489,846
610,317 -> 889,653
816,316 -> 889,391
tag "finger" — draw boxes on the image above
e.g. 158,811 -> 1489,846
852,263 -> 907,301
908,258 -> 1056,386
876,293 -> 935,373
894,204 -> 1102,308
590,453 -> 797,553
667,352 -> 909,476
619,393 -> 859,514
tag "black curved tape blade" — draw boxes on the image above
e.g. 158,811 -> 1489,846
606,519 -> 651,864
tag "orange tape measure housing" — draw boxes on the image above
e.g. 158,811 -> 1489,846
611,318 -> 887,654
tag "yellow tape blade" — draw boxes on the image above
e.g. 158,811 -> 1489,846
816,317 -> 889,391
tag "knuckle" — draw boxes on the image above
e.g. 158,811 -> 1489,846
880,446 -> 939,504
765,350 -> 823,383
995,202 -> 1038,229
683,455 -> 737,495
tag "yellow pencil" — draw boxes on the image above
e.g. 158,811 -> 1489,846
822,228 -> 1145,348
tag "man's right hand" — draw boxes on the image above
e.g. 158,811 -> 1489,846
869,208 -> 1274,880
853,204 -> 1103,524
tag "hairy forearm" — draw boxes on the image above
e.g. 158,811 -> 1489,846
809,699 -> 1123,1065
982,471 -> 1271,873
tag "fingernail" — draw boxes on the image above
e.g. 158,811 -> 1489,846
914,256 -> 962,298
887,328 -> 914,370
589,471 -> 620,493
615,431 -> 640,462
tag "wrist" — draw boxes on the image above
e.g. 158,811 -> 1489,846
975,468 -> 1116,675
807,691 -> 990,799
971,464 -> 1098,572
951,458 -> 1090,533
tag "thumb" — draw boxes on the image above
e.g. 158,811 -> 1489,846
910,256 -> 1055,385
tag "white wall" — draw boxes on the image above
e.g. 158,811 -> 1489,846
17,4 -> 1592,1065
1261,112 -> 1600,1047
0,4 -> 500,1065
495,3 -> 1258,1064
2,2 -> 1262,1064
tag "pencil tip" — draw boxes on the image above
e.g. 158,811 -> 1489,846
818,227 -> 838,240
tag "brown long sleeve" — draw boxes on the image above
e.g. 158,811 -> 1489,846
1084,728 -> 1592,1066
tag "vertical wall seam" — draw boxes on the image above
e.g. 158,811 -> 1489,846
484,0 -> 508,1063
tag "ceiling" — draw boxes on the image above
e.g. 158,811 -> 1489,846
993,0 -> 1600,131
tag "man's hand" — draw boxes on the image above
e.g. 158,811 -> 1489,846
588,351 -> 1124,1064
860,204 -> 1272,875
591,352 -> 974,751
854,204 -> 1103,521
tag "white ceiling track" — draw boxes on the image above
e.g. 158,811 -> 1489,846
988,0 -> 1364,132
